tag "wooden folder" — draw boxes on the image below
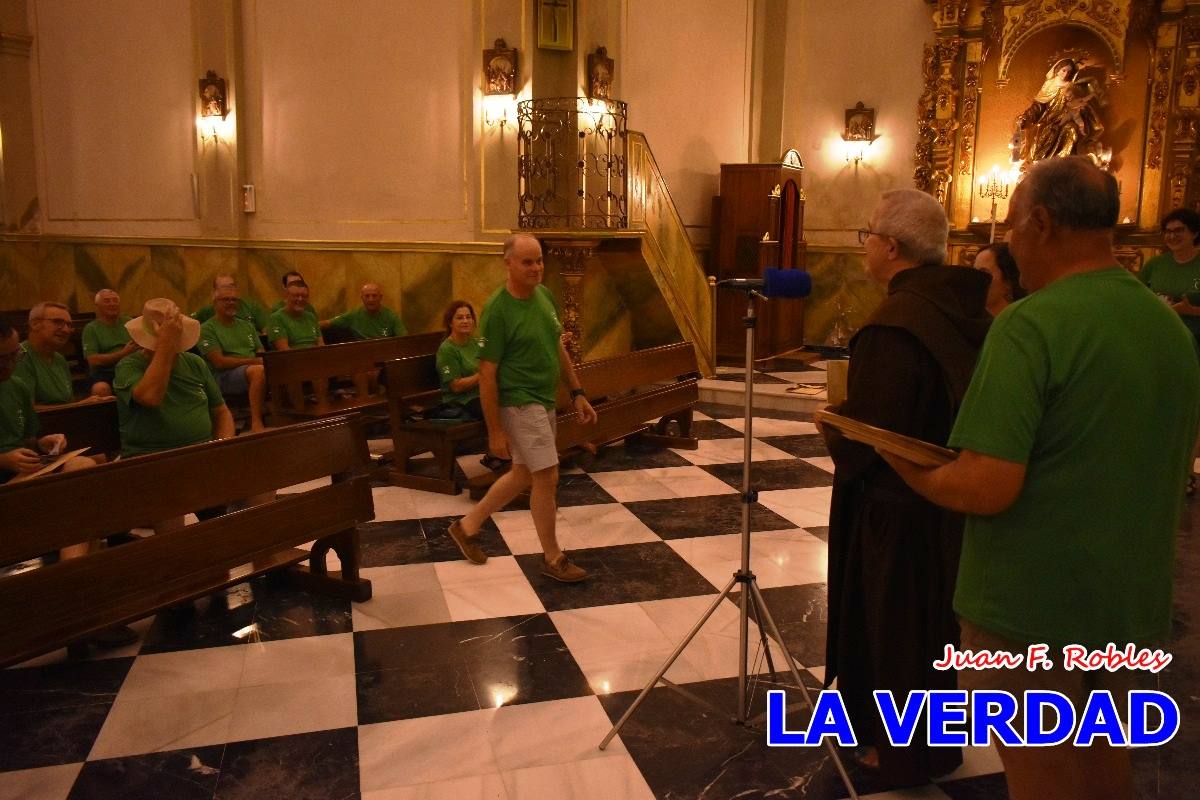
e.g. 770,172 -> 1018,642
814,411 -> 955,467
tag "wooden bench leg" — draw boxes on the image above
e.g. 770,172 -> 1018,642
289,528 -> 373,602
387,435 -> 461,495
638,409 -> 699,450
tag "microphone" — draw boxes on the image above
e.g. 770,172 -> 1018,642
717,268 -> 812,298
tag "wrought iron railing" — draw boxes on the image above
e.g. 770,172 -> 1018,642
517,97 -> 628,230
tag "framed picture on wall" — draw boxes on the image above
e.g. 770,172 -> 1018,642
538,0 -> 573,51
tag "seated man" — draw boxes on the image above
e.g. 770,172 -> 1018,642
199,286 -> 268,432
191,274 -> 270,332
322,283 -> 406,340
82,289 -> 136,397
1,320 -> 132,649
114,299 -> 233,459
268,282 -> 323,350
270,270 -> 315,314
15,302 -> 106,407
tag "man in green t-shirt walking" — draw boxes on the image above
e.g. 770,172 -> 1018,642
322,282 -> 406,340
82,289 -> 137,397
447,234 -> 597,582
882,157 -> 1200,800
199,285 -> 268,432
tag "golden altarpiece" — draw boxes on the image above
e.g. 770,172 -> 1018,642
917,0 -> 1200,271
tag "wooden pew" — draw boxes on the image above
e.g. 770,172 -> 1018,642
0,415 -> 375,669
382,342 -> 701,495
36,396 -> 121,460
262,331 -> 443,422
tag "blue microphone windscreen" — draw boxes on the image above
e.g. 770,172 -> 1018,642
762,268 -> 812,298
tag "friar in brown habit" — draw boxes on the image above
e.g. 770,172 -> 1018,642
820,189 -> 992,786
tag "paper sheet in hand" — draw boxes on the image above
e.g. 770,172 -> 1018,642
813,411 -> 954,467
9,448 -> 90,483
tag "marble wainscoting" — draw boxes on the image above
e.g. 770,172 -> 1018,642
802,247 -> 885,348
0,238 -> 691,360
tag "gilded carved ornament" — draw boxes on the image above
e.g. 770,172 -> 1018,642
994,0 -> 1131,87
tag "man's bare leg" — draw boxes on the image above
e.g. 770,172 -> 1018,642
458,464 -> 531,536
246,364 -> 267,431
529,465 -> 562,563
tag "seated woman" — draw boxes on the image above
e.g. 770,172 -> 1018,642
436,300 -> 483,420
973,242 -> 1026,317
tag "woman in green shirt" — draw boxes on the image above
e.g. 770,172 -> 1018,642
435,300 -> 483,419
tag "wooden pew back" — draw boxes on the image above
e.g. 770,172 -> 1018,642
36,397 -> 122,460
0,415 -> 376,667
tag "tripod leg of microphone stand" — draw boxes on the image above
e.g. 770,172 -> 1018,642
749,582 -> 860,800
747,584 -> 778,678
599,575 -> 739,751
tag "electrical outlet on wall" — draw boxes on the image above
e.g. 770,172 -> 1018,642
242,184 -> 256,213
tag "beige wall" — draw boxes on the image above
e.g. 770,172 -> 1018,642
782,0 -> 932,247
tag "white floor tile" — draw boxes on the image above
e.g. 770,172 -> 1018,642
500,753 -> 654,800
371,486 -> 476,522
588,466 -> 737,502
239,632 -> 355,686
666,529 -> 827,590
116,645 -> 247,697
353,564 -> 452,631
803,456 -> 835,473
89,687 -> 238,759
0,763 -> 82,800
720,417 -> 819,437
227,673 -> 358,743
492,504 -> 659,556
358,709 -> 500,791
434,557 -> 545,621
362,773 -> 510,800
639,595 -> 791,681
671,437 -> 794,466
489,696 -> 627,771
756,487 -> 833,529
769,371 -> 828,385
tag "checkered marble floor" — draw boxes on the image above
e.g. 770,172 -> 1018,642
2,403 -> 1011,800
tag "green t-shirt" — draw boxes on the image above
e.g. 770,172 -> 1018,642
199,317 -> 262,361
437,336 -> 482,405
270,300 -> 315,314
12,342 -> 74,405
329,306 -> 406,340
114,351 -> 225,457
1139,251 -> 1200,344
193,299 -> 271,331
949,267 -> 1200,648
477,284 -> 562,409
0,377 -> 38,453
268,309 -> 321,349
81,317 -> 132,360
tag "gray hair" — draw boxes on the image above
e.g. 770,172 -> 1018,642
29,301 -> 69,323
1022,156 -> 1118,230
94,288 -> 118,303
502,233 -> 539,260
874,189 -> 948,265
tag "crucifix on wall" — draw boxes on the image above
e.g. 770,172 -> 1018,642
538,0 -> 573,51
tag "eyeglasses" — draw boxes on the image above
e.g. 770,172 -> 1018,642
857,226 -> 896,245
32,317 -> 71,328
1163,226 -> 1191,237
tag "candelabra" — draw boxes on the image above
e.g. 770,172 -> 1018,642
977,166 -> 1011,244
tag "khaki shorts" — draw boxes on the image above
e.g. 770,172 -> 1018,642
957,618 -> 1138,732
500,403 -> 558,473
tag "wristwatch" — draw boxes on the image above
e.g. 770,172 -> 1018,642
570,388 -> 587,400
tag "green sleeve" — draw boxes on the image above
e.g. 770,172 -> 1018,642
192,354 -> 225,408
478,302 -> 506,364
18,379 -> 37,439
113,354 -> 143,400
436,340 -> 465,391
329,311 -> 351,330
81,322 -> 101,357
192,305 -> 215,323
391,309 -> 407,337
948,306 -> 1047,465
267,312 -> 287,344
250,301 -> 270,331
196,322 -> 217,355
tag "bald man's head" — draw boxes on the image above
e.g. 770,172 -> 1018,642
361,283 -> 383,313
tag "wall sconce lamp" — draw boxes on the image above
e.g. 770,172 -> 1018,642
482,38 -> 518,128
197,70 -> 228,145
841,101 -> 879,168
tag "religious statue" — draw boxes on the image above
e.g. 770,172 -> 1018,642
1011,58 -> 1109,170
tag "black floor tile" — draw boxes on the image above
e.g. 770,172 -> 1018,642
139,576 -> 352,655
515,542 -> 718,611
734,583 -> 827,670
69,745 -> 224,800
937,771 -> 1010,799
577,440 -> 694,473
0,656 -> 133,715
214,727 -> 359,800
353,614 -> 590,723
804,526 -> 829,543
758,434 -> 830,459
598,675 -> 879,800
702,458 -> 833,491
690,419 -> 744,440
357,516 -> 508,567
624,494 -> 795,539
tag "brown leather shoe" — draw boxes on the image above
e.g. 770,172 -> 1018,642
448,520 -> 488,565
541,554 -> 588,583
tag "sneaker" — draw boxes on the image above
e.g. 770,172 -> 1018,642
541,554 -> 588,583
447,519 -> 488,565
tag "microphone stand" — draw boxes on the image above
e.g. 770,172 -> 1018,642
598,289 -> 859,800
